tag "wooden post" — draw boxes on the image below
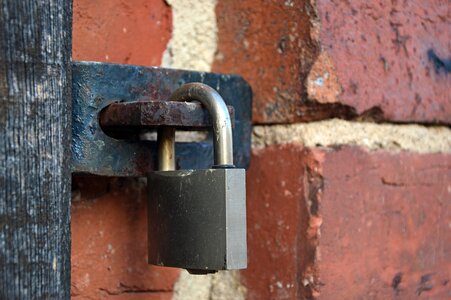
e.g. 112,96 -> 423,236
0,1 -> 72,298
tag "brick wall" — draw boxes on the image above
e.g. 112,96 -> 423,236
72,0 -> 451,299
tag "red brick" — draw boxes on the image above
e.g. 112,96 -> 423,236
71,178 -> 179,299
103,293 -> 172,300
72,0 -> 171,66
214,1 -> 450,124
243,145 -> 450,299
213,0 -> 318,124
315,147 -> 451,298
243,145 -> 312,299
71,2 -> 176,299
316,0 -> 451,123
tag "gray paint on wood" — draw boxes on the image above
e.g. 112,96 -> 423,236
0,1 -> 72,298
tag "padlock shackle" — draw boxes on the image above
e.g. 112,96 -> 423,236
157,127 -> 176,171
157,83 -> 234,170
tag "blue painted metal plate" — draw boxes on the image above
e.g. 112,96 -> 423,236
71,61 -> 252,176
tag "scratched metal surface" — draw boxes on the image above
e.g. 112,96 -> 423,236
71,61 -> 252,176
99,101 -> 235,131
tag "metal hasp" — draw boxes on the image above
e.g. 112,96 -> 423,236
148,83 -> 247,274
71,61 -> 252,176
99,101 -> 235,132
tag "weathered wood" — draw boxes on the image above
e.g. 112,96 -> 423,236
0,1 -> 72,299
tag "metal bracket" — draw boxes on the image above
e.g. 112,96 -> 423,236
71,61 -> 252,176
99,100 -> 235,134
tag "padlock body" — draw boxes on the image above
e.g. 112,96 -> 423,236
148,168 -> 247,271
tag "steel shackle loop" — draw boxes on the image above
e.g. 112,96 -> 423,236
157,83 -> 234,171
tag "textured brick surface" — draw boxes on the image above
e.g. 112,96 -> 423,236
243,145 -> 451,299
213,0 -> 320,123
315,0 -> 451,123
70,1 -> 451,299
243,145 -> 306,299
72,2 -> 176,298
73,0 -> 171,66
315,147 -> 451,299
71,178 -> 179,299
214,0 -> 450,124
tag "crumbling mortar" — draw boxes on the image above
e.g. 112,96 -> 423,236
173,270 -> 246,300
162,0 -> 218,72
252,119 -> 451,154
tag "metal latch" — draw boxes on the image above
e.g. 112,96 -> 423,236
71,61 -> 252,176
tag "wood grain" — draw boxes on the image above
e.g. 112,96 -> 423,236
0,1 -> 72,298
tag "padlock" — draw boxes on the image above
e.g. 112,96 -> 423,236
148,83 -> 247,274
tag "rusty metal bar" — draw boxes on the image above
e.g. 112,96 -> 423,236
99,100 -> 235,132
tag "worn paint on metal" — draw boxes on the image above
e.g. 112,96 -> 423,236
99,101 -> 235,131
71,61 -> 252,176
